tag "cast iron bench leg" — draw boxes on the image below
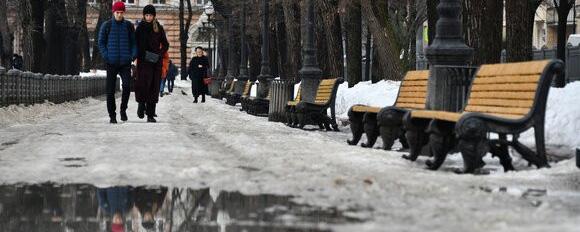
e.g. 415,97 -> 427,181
425,120 -> 456,170
456,118 -> 488,173
403,114 -> 430,161
361,113 -> 379,148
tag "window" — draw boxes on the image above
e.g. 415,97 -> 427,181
87,0 -> 96,4
152,0 -> 166,4
196,0 -> 205,6
122,0 -> 135,4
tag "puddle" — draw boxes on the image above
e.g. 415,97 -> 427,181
0,183 -> 362,232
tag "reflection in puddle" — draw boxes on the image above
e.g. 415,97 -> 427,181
0,183 -> 361,232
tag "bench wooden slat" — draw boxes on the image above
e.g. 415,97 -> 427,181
468,99 -> 534,108
398,92 -> 427,98
411,110 -> 525,122
476,60 -> 550,77
469,91 -> 536,100
465,105 -> 530,116
396,97 -> 426,104
401,80 -> 428,87
394,102 -> 425,109
399,86 -> 427,92
352,105 -> 381,113
405,70 -> 430,80
470,83 -> 538,92
473,75 -> 540,84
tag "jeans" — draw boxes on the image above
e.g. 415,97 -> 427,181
106,64 -> 132,118
160,79 -> 166,94
167,79 -> 175,92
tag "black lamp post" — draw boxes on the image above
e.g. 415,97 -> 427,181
425,0 -> 473,112
298,0 -> 322,103
257,0 -> 273,98
204,3 -> 214,74
235,1 -> 249,95
224,11 -> 235,83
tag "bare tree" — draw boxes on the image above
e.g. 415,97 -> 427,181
340,0 -> 362,87
463,0 -> 503,65
361,0 -> 404,81
91,0 -> 111,70
505,0 -> 543,62
179,0 -> 193,80
0,0 -> 13,68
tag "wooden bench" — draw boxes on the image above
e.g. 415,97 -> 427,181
222,79 -> 237,101
240,81 -> 256,110
295,78 -> 343,131
246,86 -> 272,116
285,86 -> 302,126
347,70 -> 429,149
403,60 -> 563,173
226,80 -> 252,106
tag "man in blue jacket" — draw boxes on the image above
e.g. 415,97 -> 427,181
98,1 -> 137,123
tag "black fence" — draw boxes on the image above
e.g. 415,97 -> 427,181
0,68 -> 109,107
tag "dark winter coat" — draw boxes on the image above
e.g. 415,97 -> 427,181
98,18 -> 137,66
135,20 -> 169,103
97,187 -> 134,216
166,62 -> 178,80
134,187 -> 168,216
188,56 -> 210,96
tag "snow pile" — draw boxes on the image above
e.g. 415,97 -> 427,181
0,98 -> 102,128
335,80 -> 580,158
334,80 -> 400,119
79,70 -> 107,77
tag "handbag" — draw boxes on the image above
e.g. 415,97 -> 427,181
144,51 -> 160,63
203,76 -> 212,85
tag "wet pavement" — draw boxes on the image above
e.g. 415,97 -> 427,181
0,182 -> 362,232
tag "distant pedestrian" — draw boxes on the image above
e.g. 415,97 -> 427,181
134,186 -> 168,231
166,60 -> 178,93
159,51 -> 169,97
97,1 -> 137,123
188,47 -> 210,103
160,59 -> 178,96
96,186 -> 134,232
135,4 -> 169,123
11,54 -> 23,70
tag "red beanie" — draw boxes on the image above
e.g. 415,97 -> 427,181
112,1 -> 126,12
111,223 -> 125,232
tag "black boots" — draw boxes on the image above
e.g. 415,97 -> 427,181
110,117 -> 117,124
120,111 -> 128,121
201,94 -> 206,103
146,103 -> 157,123
137,103 -> 145,119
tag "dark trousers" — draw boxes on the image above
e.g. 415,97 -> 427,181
106,64 -> 132,118
167,79 -> 175,92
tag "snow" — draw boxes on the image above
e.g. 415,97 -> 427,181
0,80 -> 579,231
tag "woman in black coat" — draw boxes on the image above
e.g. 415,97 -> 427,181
135,5 -> 169,122
188,47 -> 210,103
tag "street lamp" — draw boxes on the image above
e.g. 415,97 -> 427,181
204,2 -> 214,74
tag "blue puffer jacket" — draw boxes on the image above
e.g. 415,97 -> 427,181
98,18 -> 137,65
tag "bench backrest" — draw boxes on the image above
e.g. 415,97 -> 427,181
227,80 -> 237,92
242,81 -> 252,97
314,78 -> 339,105
294,86 -> 301,101
464,60 -> 560,120
394,70 -> 430,109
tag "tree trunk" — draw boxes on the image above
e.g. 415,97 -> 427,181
505,0 -> 541,62
43,0 -> 68,74
361,0 -> 404,81
463,0 -> 503,65
316,0 -> 343,79
19,0 -> 45,72
282,0 -> 301,83
179,0 -> 193,80
92,0 -> 111,70
0,0 -> 13,68
275,1 -> 288,80
77,0 -> 91,72
343,0 -> 362,87
554,0 -> 572,87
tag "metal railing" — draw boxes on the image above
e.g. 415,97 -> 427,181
0,67 -> 108,107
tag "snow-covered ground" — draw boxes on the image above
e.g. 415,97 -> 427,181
0,80 -> 579,231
